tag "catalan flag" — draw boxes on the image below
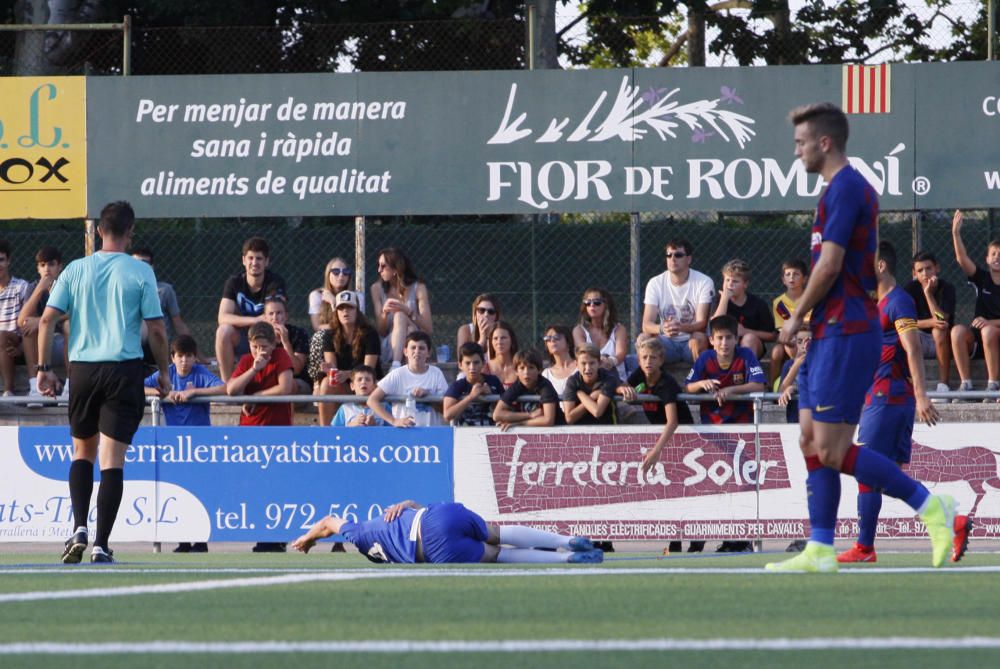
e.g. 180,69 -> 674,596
842,64 -> 891,114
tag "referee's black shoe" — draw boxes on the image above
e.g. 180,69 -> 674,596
90,547 -> 116,564
61,529 -> 88,564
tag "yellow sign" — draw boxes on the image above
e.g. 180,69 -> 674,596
0,77 -> 86,219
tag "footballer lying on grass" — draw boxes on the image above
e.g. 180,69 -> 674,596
291,500 -> 603,564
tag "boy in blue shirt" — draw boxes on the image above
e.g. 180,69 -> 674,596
144,334 -> 225,554
144,335 -> 226,427
331,365 -> 390,426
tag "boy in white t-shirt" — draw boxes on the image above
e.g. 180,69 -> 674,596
367,331 -> 448,426
638,238 -> 715,364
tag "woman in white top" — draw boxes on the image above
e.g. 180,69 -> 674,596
370,247 -> 433,369
486,320 -> 519,389
541,324 -> 577,397
456,293 -> 501,356
572,287 -> 628,380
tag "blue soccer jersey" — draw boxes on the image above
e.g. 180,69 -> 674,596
865,286 -> 918,406
339,508 -> 420,564
810,166 -> 879,340
685,346 -> 765,424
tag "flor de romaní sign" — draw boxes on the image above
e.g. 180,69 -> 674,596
1,62 -> 998,219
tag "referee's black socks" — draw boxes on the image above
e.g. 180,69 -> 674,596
95,468 -> 124,552
68,459 -> 94,531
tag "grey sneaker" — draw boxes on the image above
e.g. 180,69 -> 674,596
931,382 -> 949,404
986,381 -> 1000,403
953,380 -> 974,403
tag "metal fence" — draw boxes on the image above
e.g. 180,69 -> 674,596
1,209 -> 996,358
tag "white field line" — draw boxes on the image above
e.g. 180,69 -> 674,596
3,637 -> 1000,655
2,565 -> 999,604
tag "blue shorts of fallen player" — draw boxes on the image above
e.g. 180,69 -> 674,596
420,503 -> 489,563
798,330 -> 880,425
857,402 -> 916,464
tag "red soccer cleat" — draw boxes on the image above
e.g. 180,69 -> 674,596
951,514 -> 971,563
837,543 -> 877,563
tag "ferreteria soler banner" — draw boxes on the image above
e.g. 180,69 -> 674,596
4,62 -> 1000,219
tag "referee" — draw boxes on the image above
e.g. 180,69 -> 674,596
37,201 -> 171,564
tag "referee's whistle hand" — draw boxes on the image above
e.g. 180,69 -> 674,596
37,371 -> 59,397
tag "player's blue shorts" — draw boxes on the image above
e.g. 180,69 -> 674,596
420,503 -> 488,564
857,402 -> 916,463
798,330 -> 880,425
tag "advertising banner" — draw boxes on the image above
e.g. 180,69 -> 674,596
453,424 -> 1000,541
0,77 -> 87,219
83,62 -> 1000,217
1,426 -> 453,542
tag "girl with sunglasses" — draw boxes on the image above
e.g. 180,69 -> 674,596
307,258 -> 364,400
456,293 -> 501,355
572,287 -> 628,380
540,324 -> 577,397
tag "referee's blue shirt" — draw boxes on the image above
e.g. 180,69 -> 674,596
47,252 -> 163,362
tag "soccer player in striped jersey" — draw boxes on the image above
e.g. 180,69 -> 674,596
766,103 -> 960,572
291,500 -> 603,565
838,242 -> 970,563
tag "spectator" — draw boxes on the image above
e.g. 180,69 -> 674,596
618,337 -> 697,553
776,326 -> 812,424
131,246 -> 192,352
370,248 -> 432,370
309,257 -> 361,332
443,342 -> 504,426
903,250 -> 956,398
315,291 -> 382,426
769,259 -> 810,388
367,331 -> 448,427
950,210 -> 1000,399
685,314 -> 766,425
456,293 -> 501,358
0,239 -> 31,396
562,343 -> 620,425
493,349 -> 561,430
215,237 -> 286,382
262,296 -> 310,394
685,315 -> 765,552
331,365 -> 389,427
639,238 -> 713,364
19,246 -> 69,401
487,320 -> 519,389
144,334 -> 225,554
572,287 -> 628,380
226,321 -> 294,427
541,324 -> 577,397
712,259 -> 775,360
144,334 -> 225,427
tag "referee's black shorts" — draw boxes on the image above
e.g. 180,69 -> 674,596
68,359 -> 147,443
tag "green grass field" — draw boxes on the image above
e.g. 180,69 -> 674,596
2,546 -> 999,668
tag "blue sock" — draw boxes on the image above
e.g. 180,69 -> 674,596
843,445 -> 929,512
857,487 -> 882,548
806,456 -> 839,546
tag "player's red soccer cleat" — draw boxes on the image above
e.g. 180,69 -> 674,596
837,543 -> 877,563
951,514 -> 971,563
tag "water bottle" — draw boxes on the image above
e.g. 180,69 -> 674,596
405,395 -> 417,423
437,344 -> 451,363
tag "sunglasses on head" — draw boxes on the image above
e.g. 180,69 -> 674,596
665,252 -> 687,259
583,298 -> 604,307
476,307 -> 497,315
542,335 -> 561,342
329,267 -> 352,276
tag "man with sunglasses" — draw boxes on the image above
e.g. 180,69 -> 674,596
639,238 -> 714,364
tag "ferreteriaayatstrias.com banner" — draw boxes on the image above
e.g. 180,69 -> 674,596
453,425 -> 1000,541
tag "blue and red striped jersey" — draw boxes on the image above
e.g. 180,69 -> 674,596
685,347 -> 765,424
809,165 -> 879,340
866,286 -> 918,406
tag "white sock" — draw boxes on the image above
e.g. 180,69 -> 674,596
499,525 -> 571,550
497,548 -> 570,563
